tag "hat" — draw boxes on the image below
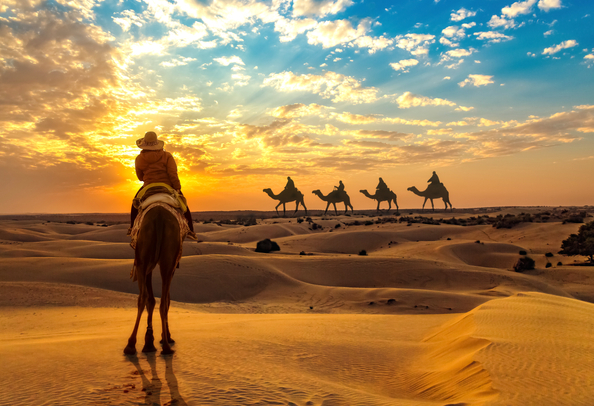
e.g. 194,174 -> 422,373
136,131 -> 164,150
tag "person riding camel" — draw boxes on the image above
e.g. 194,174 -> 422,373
428,171 -> 441,186
376,177 -> 389,194
334,180 -> 345,196
130,131 -> 197,239
284,176 -> 297,197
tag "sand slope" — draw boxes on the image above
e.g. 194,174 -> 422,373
1,210 -> 594,404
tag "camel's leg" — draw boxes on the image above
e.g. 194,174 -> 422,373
377,201 -> 380,212
387,200 -> 391,212
159,275 -> 174,355
159,296 -> 174,344
294,201 -> 300,214
302,200 -> 308,215
275,202 -> 281,216
283,203 -> 287,217
394,198 -> 399,212
142,274 -> 157,353
324,202 -> 329,215
124,272 -> 148,355
430,198 -> 435,212
333,203 -> 337,215
422,197 -> 428,211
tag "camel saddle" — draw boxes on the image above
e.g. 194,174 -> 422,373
133,182 -> 188,212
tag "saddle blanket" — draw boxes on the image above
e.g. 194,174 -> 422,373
129,202 -> 190,281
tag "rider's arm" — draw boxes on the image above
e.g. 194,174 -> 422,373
166,152 -> 182,191
135,155 -> 144,181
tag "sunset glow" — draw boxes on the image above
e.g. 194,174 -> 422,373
1,0 -> 593,213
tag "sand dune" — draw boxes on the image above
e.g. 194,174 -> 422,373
1,208 -> 593,404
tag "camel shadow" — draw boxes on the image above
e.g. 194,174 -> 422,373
126,353 -> 187,405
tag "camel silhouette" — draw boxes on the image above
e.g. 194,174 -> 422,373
359,189 -> 399,212
312,189 -> 354,215
263,188 -> 307,216
124,206 -> 181,355
407,183 -> 453,211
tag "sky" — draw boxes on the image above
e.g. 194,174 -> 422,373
1,0 -> 593,214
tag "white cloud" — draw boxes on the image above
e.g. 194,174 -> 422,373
112,10 -> 143,32
263,71 -> 379,104
544,30 -> 553,36
443,76 -> 451,80
270,103 -> 330,118
390,59 -> 419,72
488,15 -> 516,29
502,0 -> 537,18
292,0 -> 354,18
474,31 -> 514,43
159,56 -> 197,67
455,106 -> 475,112
462,22 -> 476,29
538,0 -> 562,12
395,33 -> 435,55
447,48 -> 476,58
451,7 -> 477,22
458,74 -> 494,87
585,54 -> 594,60
542,39 -> 578,55
307,19 -> 369,48
273,16 -> 318,42
213,55 -> 245,66
395,92 -> 456,109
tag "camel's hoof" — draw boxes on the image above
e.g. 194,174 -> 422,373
160,338 -> 175,344
161,348 -> 175,355
123,345 -> 136,355
142,344 -> 157,353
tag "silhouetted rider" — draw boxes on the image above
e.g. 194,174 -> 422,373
428,171 -> 440,185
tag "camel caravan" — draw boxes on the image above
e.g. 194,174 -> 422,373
263,172 -> 453,216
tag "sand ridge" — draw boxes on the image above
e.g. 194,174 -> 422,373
1,208 -> 594,404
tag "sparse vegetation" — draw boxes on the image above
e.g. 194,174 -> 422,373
559,221 -> 594,263
514,256 -> 535,272
519,250 -> 527,255
359,250 -> 367,256
545,262 -> 552,268
545,252 -> 553,257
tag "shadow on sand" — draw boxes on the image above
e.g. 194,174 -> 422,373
126,353 -> 187,405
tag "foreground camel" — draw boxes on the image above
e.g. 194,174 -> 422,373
263,188 -> 307,216
124,206 -> 181,355
360,189 -> 399,212
312,189 -> 354,215
407,183 -> 453,211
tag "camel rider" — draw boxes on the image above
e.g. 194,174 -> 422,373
428,171 -> 441,185
334,180 -> 345,197
284,176 -> 297,197
376,177 -> 389,193
130,131 -> 197,239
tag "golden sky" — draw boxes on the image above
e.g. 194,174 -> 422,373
1,0 -> 593,213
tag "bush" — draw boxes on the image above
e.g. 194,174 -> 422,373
545,252 -> 553,257
545,262 -> 552,268
557,261 -> 563,266
559,221 -> 594,263
359,250 -> 367,256
514,256 -> 535,272
519,250 -> 527,255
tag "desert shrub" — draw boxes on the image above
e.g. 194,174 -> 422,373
514,256 -> 535,272
545,262 -> 552,268
557,261 -> 563,266
66,221 -> 76,224
297,218 -> 304,223
563,215 -> 584,224
559,221 -> 594,263
335,224 -> 341,228
545,252 -> 553,257
475,240 -> 481,244
364,221 -> 373,226
85,222 -> 94,226
359,250 -> 367,256
519,250 -> 527,255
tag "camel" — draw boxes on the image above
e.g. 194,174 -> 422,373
263,188 -> 307,216
124,205 -> 181,355
311,189 -> 354,215
360,189 -> 399,212
407,183 -> 453,211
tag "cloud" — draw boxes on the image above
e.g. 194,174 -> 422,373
273,16 -> 318,42
292,0 -> 354,18
160,56 -> 197,67
389,59 -> 419,72
474,31 -> 514,43
306,19 -> 369,48
538,0 -> 562,12
395,92 -> 456,109
451,7 -> 477,22
331,112 -> 379,124
213,55 -> 245,66
269,103 -> 329,118
446,48 -> 477,58
383,117 -> 442,127
112,10 -> 144,32
458,74 -> 494,87
542,39 -> 578,55
456,106 -> 475,112
488,15 -> 516,29
394,33 -> 435,55
502,0 -> 537,18
263,71 -> 379,104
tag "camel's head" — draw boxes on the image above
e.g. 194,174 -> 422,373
359,189 -> 367,193
312,189 -> 321,195
407,187 -> 415,192
263,188 -> 272,193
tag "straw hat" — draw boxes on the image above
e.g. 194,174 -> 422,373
136,131 -> 164,150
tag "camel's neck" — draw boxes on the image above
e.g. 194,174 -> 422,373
266,190 -> 279,199
315,192 -> 328,200
410,187 -> 425,197
362,190 -> 374,198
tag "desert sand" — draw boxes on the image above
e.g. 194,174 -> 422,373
1,207 -> 594,405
